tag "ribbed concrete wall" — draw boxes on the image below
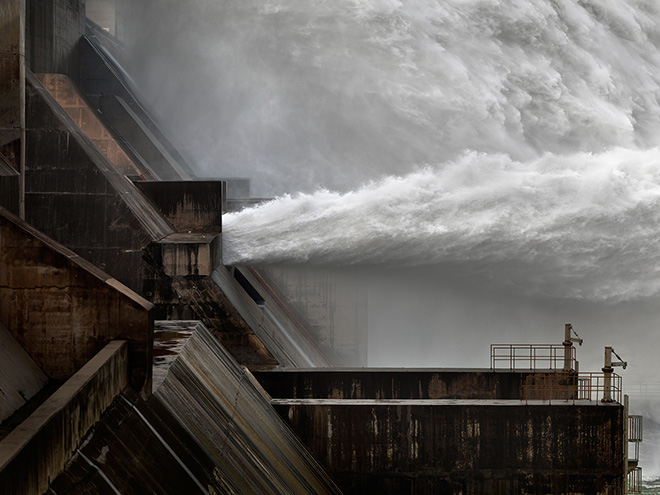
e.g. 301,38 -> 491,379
26,0 -> 84,80
0,0 -> 24,175
154,321 -> 341,494
0,340 -> 128,495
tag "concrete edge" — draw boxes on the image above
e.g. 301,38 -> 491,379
0,205 -> 153,312
25,69 -> 175,241
0,340 -> 128,494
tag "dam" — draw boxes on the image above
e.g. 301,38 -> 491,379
0,1 -> 655,494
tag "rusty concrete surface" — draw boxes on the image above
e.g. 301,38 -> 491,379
156,233 -> 221,277
273,398 -> 624,495
134,180 -> 225,232
255,368 -> 538,400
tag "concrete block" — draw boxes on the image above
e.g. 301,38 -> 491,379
157,233 -> 221,277
134,180 -> 225,232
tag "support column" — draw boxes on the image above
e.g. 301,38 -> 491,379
0,0 -> 25,218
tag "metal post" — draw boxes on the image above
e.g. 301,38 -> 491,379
563,323 -> 582,372
602,346 -> 627,403
624,394 -> 629,495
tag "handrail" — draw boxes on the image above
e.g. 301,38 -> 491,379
627,466 -> 642,494
491,343 -> 577,371
521,372 -> 623,404
628,415 -> 643,443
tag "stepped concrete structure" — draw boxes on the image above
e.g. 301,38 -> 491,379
0,1 -> 643,494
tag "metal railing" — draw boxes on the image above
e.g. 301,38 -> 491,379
491,344 -> 577,371
628,414 -> 643,470
627,466 -> 642,494
521,372 -> 622,404
628,415 -> 643,443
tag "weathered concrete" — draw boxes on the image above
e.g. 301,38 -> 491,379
49,322 -> 343,495
255,368 -> 541,400
154,233 -> 221,277
0,0 -> 24,149
0,206 -> 153,394
0,340 -> 128,495
273,398 -> 624,495
0,321 -> 48,424
0,156 -> 19,214
24,70 -> 174,292
0,0 -> 25,215
134,180 -> 225,232
162,276 -> 278,368
36,73 -> 141,176
25,0 -> 85,79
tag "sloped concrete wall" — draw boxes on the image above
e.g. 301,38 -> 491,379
49,321 -> 342,495
0,206 -> 152,394
258,266 -> 368,366
78,36 -> 195,181
24,70 -> 173,293
36,73 -> 141,176
0,340 -> 127,495
213,266 -> 334,367
0,321 -> 48,424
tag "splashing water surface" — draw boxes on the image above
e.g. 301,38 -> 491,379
225,148 -> 660,301
209,0 -> 660,302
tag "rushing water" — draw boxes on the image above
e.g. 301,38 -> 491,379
129,0 -> 660,477
213,0 -> 660,301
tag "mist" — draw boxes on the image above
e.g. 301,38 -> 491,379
125,0 -> 660,196
124,0 -> 660,477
